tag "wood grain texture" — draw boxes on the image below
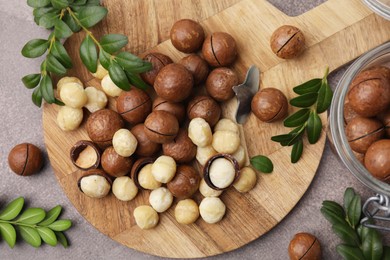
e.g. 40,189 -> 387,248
42,0 -> 390,258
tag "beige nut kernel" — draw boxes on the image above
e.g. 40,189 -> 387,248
149,187 -> 173,213
138,164 -> 161,190
92,62 -> 108,79
57,76 -> 83,96
112,129 -> 138,157
56,106 -> 83,131
60,82 -> 88,108
151,155 -> 176,183
112,176 -> 138,201
199,178 -> 223,197
199,197 -> 226,224
212,131 -> 240,154
188,118 -> 212,147
233,166 -> 257,193
133,205 -> 159,229
101,74 -> 123,97
80,175 -> 111,199
232,145 -> 246,168
196,146 -> 218,166
175,199 -> 200,225
209,158 -> 236,189
84,87 -> 108,113
214,118 -> 239,134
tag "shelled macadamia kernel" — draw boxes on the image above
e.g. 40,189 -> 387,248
233,167 -> 257,193
151,155 -> 176,183
133,205 -> 159,229
56,106 -> 83,131
60,82 -> 88,109
92,62 -> 108,79
188,118 -> 213,147
137,163 -> 162,190
84,87 -> 107,113
57,76 -> 83,97
149,187 -> 173,213
196,146 -> 218,166
212,130 -> 240,154
199,197 -> 226,224
112,176 -> 138,201
101,74 -> 123,97
199,178 -> 223,197
175,199 -> 200,225
112,129 -> 138,157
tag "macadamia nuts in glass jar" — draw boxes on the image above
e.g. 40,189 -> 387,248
233,166 -> 257,193
212,130 -> 240,154
137,163 -> 161,190
188,118 -> 213,147
199,197 -> 226,224
112,176 -> 138,201
199,178 -> 223,197
84,87 -> 108,113
196,146 -> 218,166
149,187 -> 173,213
92,62 -> 108,79
175,199 -> 200,225
60,82 -> 88,109
133,205 -> 159,229
56,106 -> 83,131
101,74 -> 123,97
112,129 -> 138,157
151,155 -> 177,183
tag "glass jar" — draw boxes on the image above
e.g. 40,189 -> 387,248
363,0 -> 390,19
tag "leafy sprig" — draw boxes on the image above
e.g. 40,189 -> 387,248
0,197 -> 72,248
22,0 -> 152,107
321,187 -> 390,260
271,67 -> 333,163
250,155 -> 273,174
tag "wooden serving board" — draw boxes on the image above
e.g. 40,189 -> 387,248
42,0 -> 390,258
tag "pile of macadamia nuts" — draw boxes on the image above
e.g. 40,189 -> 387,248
56,19 -> 262,230
344,66 -> 390,182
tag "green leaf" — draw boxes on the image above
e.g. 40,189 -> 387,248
32,86 -> 43,107
0,197 -> 25,221
125,71 -> 149,90
63,13 -> 81,32
55,231 -> 69,248
316,81 -> 333,113
322,200 -> 345,217
80,35 -> 98,73
116,52 -> 152,73
271,134 -> 294,143
293,78 -> 322,95
33,7 -> 56,24
321,207 -> 349,226
38,12 -> 59,29
19,226 -> 42,248
336,244 -> 365,260
22,74 -> 41,89
39,206 -> 62,226
344,188 -> 356,212
100,34 -> 128,54
289,92 -> 318,108
52,41 -> 72,68
37,227 -> 58,246
71,0 -> 87,4
332,223 -> 360,246
28,0 -> 51,8
51,0 -> 69,9
54,98 -> 65,106
99,49 -> 111,70
40,75 -> 55,104
46,55 -> 67,75
250,155 -> 273,173
48,220 -> 72,231
86,0 -> 100,5
347,195 -> 361,229
21,39 -> 49,58
54,20 -> 73,39
16,208 -> 46,225
285,128 -> 305,146
0,223 -> 16,248
306,111 -> 322,144
108,62 -> 130,90
291,139 -> 303,163
362,228 -> 383,260
283,108 -> 310,127
77,6 -> 108,28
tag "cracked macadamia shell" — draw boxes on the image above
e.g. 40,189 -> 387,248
8,143 -> 43,176
70,140 -> 101,171
179,54 -> 209,85
251,88 -> 288,122
162,129 -> 197,163
140,53 -> 173,85
202,32 -> 237,67
187,95 -> 221,126
131,124 -> 161,157
167,165 -> 200,199
364,140 -> 390,182
101,146 -> 133,177
170,19 -> 205,53
130,159 -> 161,190
144,110 -> 179,144
199,197 -> 226,224
206,68 -> 238,102
270,25 -> 305,59
116,88 -> 152,125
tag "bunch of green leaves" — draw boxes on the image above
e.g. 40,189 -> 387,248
0,197 -> 72,248
321,188 -> 390,260
22,0 -> 152,107
271,67 -> 333,163
250,155 -> 273,174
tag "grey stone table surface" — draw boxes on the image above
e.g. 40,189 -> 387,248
0,1 -> 388,259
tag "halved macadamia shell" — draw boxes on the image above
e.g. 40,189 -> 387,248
70,140 -> 101,170
203,153 -> 240,190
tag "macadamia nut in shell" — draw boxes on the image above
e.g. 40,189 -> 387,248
133,205 -> 159,230
208,158 -> 236,189
149,187 -> 173,213
8,143 -> 43,176
112,176 -> 138,201
175,199 -> 200,225
112,129 -> 138,157
199,197 -> 226,224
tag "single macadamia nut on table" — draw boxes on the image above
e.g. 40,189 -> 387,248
70,140 -> 101,171
202,32 -> 237,67
101,74 -> 123,97
199,178 -> 223,197
60,82 -> 88,108
149,187 -> 173,213
57,106 -> 83,131
214,118 -> 239,134
153,97 -> 186,123
167,165 -> 200,199
206,67 -> 238,102
144,110 -> 180,144
84,87 -> 108,113
116,88 -> 152,125
175,199 -> 200,225
140,53 -> 173,85
270,25 -> 305,59
196,146 -> 218,166
112,129 -> 138,157
199,197 -> 226,224
151,155 -> 177,183
170,19 -> 205,53
179,54 -> 209,85
288,232 -> 321,260
162,129 -> 197,163
131,124 -> 161,157
101,146 -> 133,177
79,170 -> 111,199
91,62 -> 108,79
187,95 -> 221,127
136,163 -> 161,190
208,158 -> 236,189
232,145 -> 246,168
188,118 -> 213,147
364,140 -> 390,182
233,167 -> 257,193
8,143 -> 43,176
133,205 -> 159,230
251,88 -> 288,122
57,76 -> 83,96
212,130 -> 240,154
112,176 -> 138,201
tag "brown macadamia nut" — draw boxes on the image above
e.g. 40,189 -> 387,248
179,54 -> 209,85
140,53 -> 173,85
101,74 -> 123,97
233,166 -> 257,193
60,82 -> 87,108
154,63 -> 194,102
149,187 -> 173,213
116,88 -> 152,125
162,129 -> 197,163
212,130 -> 240,154
343,101 -> 360,124
131,124 -> 161,157
270,25 -> 305,59
70,140 -> 101,171
202,32 -> 237,67
196,146 -> 218,166
167,165 -> 200,199
199,178 -> 223,197
214,118 -> 239,134
175,199 -> 200,225
364,140 -> 390,182
188,118 -> 213,147
112,129 -> 138,157
199,197 -> 226,224
133,205 -> 159,230
152,155 -> 177,183
112,176 -> 138,201
153,97 -> 186,123
84,87 -> 108,113
206,68 -> 238,102
170,19 -> 205,53
378,109 -> 390,137
187,95 -> 221,126
78,169 -> 112,199
345,117 -> 384,154
288,232 -> 321,260
251,88 -> 288,122
8,143 -> 43,176
57,106 -> 83,131
86,109 -> 124,148
101,146 -> 133,177
144,111 -> 179,144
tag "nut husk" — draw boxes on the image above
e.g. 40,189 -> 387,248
251,88 -> 288,122
70,140 -> 101,171
144,110 -> 179,144
178,54 -> 209,85
170,19 -> 205,53
270,25 -> 305,59
140,53 -> 173,85
153,97 -> 186,123
116,88 -> 152,125
8,143 -> 43,176
167,165 -> 200,199
130,157 -> 155,189
187,95 -> 221,126
101,146 -> 134,177
162,129 -> 197,163
202,32 -> 237,67
203,153 -> 240,190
